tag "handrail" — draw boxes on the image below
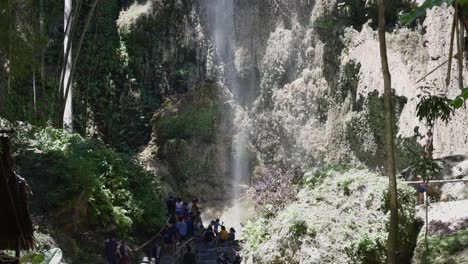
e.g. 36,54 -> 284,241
134,217 -> 170,252
174,237 -> 197,263
405,179 -> 468,184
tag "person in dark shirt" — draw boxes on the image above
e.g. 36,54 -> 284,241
105,237 -> 118,264
204,226 -> 215,242
182,245 -> 196,264
228,228 -> 236,241
166,196 -> 175,216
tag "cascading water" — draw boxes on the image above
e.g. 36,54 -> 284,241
202,0 -> 253,235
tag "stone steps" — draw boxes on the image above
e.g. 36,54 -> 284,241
157,240 -> 240,263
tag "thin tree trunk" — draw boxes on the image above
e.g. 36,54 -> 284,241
33,69 -> 37,114
377,1 -> 398,263
61,0 -> 99,128
40,0 -> 46,112
456,5 -> 464,91
32,2 -> 37,116
63,0 -> 73,132
424,183 -> 429,263
7,0 -> 12,95
58,0 -> 81,98
446,13 -> 456,88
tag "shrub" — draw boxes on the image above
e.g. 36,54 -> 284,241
242,217 -> 271,250
12,124 -> 164,236
289,220 -> 308,238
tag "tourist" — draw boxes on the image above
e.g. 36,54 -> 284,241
194,211 -> 203,229
214,219 -> 220,235
425,129 -> 434,159
417,176 -> 428,205
105,237 -> 118,264
228,228 -> 236,241
140,257 -> 150,264
149,241 -> 161,263
204,226 -> 215,242
183,201 -> 189,217
182,245 -> 196,264
186,213 -> 195,236
116,240 -> 132,264
176,216 -> 188,241
219,226 -> 229,241
175,198 -> 184,216
189,198 -> 200,214
166,196 -> 175,216
163,223 -> 177,255
232,249 -> 241,264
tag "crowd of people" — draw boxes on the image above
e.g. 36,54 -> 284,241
162,196 -> 238,259
104,196 -> 239,264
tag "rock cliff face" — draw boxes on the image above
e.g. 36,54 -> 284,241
121,1 -> 468,196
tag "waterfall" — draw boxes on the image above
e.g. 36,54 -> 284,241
204,0 -> 252,235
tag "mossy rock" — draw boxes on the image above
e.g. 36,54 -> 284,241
152,84 -> 221,144
242,168 -> 418,264
345,90 -> 417,170
413,225 -> 468,264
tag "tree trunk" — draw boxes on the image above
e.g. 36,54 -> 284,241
63,0 -> 73,132
377,1 -> 399,263
61,0 -> 99,128
40,0 -> 46,112
446,13 -> 456,88
456,5 -> 464,91
7,0 -> 12,95
33,69 -> 37,114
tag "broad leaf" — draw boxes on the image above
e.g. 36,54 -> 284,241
452,96 -> 464,108
21,253 -> 45,264
462,87 -> 468,99
40,248 -> 62,264
401,0 -> 453,24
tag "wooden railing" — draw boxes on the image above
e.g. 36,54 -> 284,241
404,179 -> 468,184
174,237 -> 197,264
134,217 -> 170,252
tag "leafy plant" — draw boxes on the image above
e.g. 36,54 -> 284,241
412,155 -> 442,182
348,235 -> 386,264
242,217 -> 271,250
14,124 -> 164,236
21,253 -> 45,264
416,94 -> 454,126
289,220 -> 308,238
401,0 -> 453,24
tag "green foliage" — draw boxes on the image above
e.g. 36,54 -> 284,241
336,61 -> 362,111
414,228 -> 468,264
416,94 -> 454,126
349,234 -> 386,264
14,124 -> 164,235
346,91 -> 409,170
154,105 -> 216,143
301,165 -> 350,188
338,178 -> 353,196
153,85 -> 219,144
21,253 -> 45,264
289,220 -> 308,238
337,0 -> 416,29
242,217 -> 271,250
412,155 -> 442,181
401,0 -> 453,24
